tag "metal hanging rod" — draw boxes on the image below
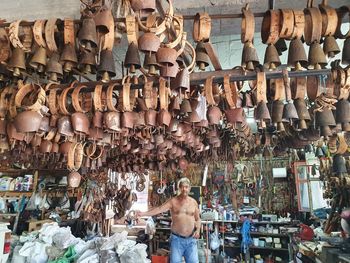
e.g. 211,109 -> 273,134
46,68 -> 331,93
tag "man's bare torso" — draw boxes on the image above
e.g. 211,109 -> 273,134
170,196 -> 197,236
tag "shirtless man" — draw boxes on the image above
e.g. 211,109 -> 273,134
136,177 -> 200,263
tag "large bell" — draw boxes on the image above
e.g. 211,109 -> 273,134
79,50 -> 96,74
160,62 -> 178,78
60,44 -> 78,72
78,18 -> 98,52
294,99 -> 311,130
282,102 -> 299,123
195,42 -> 210,71
157,47 -> 177,67
94,6 -> 112,34
46,53 -> 63,82
308,41 -> 327,69
130,0 -> 156,12
287,38 -> 307,70
241,41 -> 259,71
263,44 -> 281,70
275,38 -> 287,55
315,108 -> 336,135
323,36 -> 340,58
333,154 -> 347,174
97,49 -> 116,83
342,38 -> 350,66
144,53 -> 159,75
138,33 -> 160,53
7,48 -> 26,77
29,46 -> 47,73
124,42 -> 141,74
336,99 -> 350,124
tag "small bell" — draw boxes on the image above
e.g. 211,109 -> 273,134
46,53 -> 63,82
143,53 -> 159,75
263,44 -> 281,70
79,50 -> 96,74
241,41 -> 259,71
342,38 -> 350,66
294,99 -> 311,130
287,38 -> 307,70
173,68 -> 190,92
29,46 -> 47,73
97,49 -> 116,83
7,48 -> 26,77
271,101 -> 285,132
195,42 -> 210,71
308,41 -> 328,69
160,62 -> 178,78
78,18 -> 98,52
60,44 -> 78,72
125,42 -> 141,73
323,36 -> 340,58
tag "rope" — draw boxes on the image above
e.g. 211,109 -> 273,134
240,219 -> 252,254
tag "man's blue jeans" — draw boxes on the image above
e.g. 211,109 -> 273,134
170,233 -> 199,263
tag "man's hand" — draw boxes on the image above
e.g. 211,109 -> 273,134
192,230 -> 200,239
135,210 -> 143,218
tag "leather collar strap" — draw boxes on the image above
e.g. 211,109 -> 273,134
291,10 -> 305,39
8,20 -> 33,52
241,4 -> 255,43
48,89 -> 59,115
273,78 -> 286,101
64,19 -> 75,45
256,72 -> 267,103
44,128 -> 57,141
304,0 -> 322,44
193,12 -> 211,43
137,0 -> 173,35
319,1 -> 338,36
33,20 -> 47,47
164,15 -> 184,49
143,77 -> 154,109
72,84 -> 90,113
159,77 -> 169,110
279,9 -> 294,39
67,142 -> 83,171
291,77 -> 307,99
93,85 -> 104,112
59,82 -> 77,115
15,82 -> 46,111
306,75 -> 319,101
205,76 -> 216,106
102,8 -> 115,51
335,5 -> 350,39
45,18 -> 59,52
125,15 -> 138,45
120,79 -> 131,112
261,9 -> 281,44
328,133 -> 348,154
282,69 -> 292,102
223,75 -> 238,109
9,89 -> 17,119
106,83 -> 119,112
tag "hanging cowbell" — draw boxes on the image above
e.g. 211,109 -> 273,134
195,42 -> 210,71
271,100 -> 285,132
29,46 -> 47,73
308,41 -> 327,69
287,38 -> 307,70
294,98 -> 311,130
173,67 -> 190,92
94,6 -> 112,34
315,108 -> 336,137
46,53 -> 63,82
78,17 -> 98,52
60,44 -> 78,72
97,49 -> 116,82
323,36 -> 340,58
130,0 -> 156,12
143,53 -> 159,75
157,47 -> 178,67
342,38 -> 350,66
79,49 -> 96,74
332,154 -> 347,175
7,48 -> 26,77
138,33 -> 160,53
124,42 -> 141,74
241,41 -> 259,71
336,99 -> 350,131
160,62 -> 179,78
263,44 -> 281,70
254,101 -> 271,130
282,101 -> 299,124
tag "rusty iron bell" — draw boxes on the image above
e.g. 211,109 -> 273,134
180,98 -> 192,115
78,18 -> 98,52
323,36 -> 340,58
60,44 -> 78,72
308,41 -> 327,69
97,49 -> 116,83
130,0 -> 156,12
157,47 -> 178,66
333,154 -> 347,174
263,44 -> 281,70
342,38 -> 350,65
282,101 -> 299,123
275,38 -> 287,55
271,100 -> 284,131
287,38 -> 307,70
125,42 -> 141,73
94,6 -> 112,34
160,62 -> 178,78
79,50 -> 96,74
29,46 -> 47,73
46,53 -> 63,82
315,108 -> 336,127
294,98 -> 311,130
138,33 -> 160,53
336,99 -> 350,127
143,53 -> 159,75
255,101 -> 271,129
7,48 -> 26,77
14,111 -> 43,133
195,42 -> 210,71
173,68 -> 190,92
207,106 -> 222,125
241,41 -> 259,71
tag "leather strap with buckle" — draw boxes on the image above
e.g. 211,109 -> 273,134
304,0 -> 322,44
319,0 -> 338,37
205,76 -> 216,106
45,18 -> 60,52
291,77 -> 307,100
193,12 -> 211,43
241,4 -> 255,43
67,142 -> 83,171
8,20 -> 33,52
120,77 -> 131,112
106,83 -> 119,112
159,78 -> 169,110
291,10 -> 305,39
64,19 -> 75,45
33,20 -> 47,47
58,82 -> 77,115
94,84 -> 104,112
72,84 -> 91,113
126,15 -> 138,45
15,81 -> 46,111
261,9 -> 280,44
256,72 -> 267,103
273,78 -> 286,101
102,7 -> 115,50
279,9 -> 294,39
223,75 -> 238,109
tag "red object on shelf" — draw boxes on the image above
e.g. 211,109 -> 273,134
299,224 -> 314,241
151,255 -> 168,263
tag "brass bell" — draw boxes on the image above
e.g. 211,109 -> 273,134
79,50 -> 96,74
124,42 -> 141,74
275,38 -> 287,55
157,47 -> 178,67
60,44 -> 78,72
287,38 -> 307,70
241,41 -> 259,71
173,68 -> 190,92
323,36 -> 340,58
46,53 -> 63,82
308,41 -> 327,69
97,49 -> 116,83
143,53 -> 159,75
342,38 -> 350,65
7,48 -> 26,77
294,98 -> 311,130
263,44 -> 281,70
29,46 -> 47,73
282,101 -> 299,123
78,18 -> 98,52
138,33 -> 160,53
195,42 -> 210,71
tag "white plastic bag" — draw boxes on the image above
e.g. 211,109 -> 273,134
100,231 -> 128,251
145,217 -> 156,237
52,226 -> 78,249
210,232 -> 220,250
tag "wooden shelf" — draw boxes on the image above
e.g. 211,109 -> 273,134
225,232 -> 289,237
0,191 -> 32,197
223,244 -> 289,252
214,220 -> 293,225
